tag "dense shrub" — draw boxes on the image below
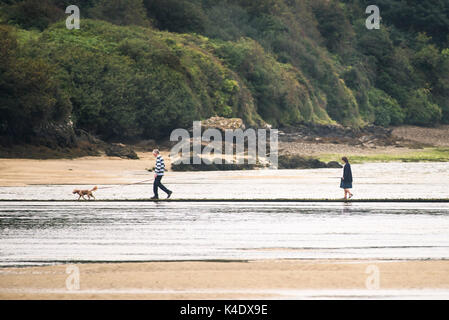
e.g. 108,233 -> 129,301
214,38 -> 331,126
405,89 -> 442,126
0,25 -> 71,141
143,0 -> 206,33
89,0 -> 150,27
28,20 -> 262,139
2,0 -> 64,30
2,0 -> 449,146
367,89 -> 405,127
350,0 -> 449,45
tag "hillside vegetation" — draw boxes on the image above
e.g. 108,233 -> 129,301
1,0 -> 449,144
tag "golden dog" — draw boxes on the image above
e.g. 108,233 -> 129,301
73,186 -> 98,200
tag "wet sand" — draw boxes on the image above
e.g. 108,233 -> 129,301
1,140 -> 449,300
1,260 -> 448,299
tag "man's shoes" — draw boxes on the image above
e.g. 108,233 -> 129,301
167,191 -> 173,199
150,196 -> 159,200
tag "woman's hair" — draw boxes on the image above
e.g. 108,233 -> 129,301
342,156 -> 349,163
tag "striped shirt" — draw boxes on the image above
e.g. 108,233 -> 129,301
154,155 -> 165,176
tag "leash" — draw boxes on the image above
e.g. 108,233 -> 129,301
97,179 -> 154,190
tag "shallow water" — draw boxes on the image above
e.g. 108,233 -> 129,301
1,201 -> 449,267
1,163 -> 449,268
1,162 -> 448,200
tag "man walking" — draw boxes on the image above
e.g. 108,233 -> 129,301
151,149 -> 172,200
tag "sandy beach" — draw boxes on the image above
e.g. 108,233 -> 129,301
2,0 -> 449,302
1,125 -> 448,187
1,260 -> 448,299
1,126 -> 448,300
0,151 -> 171,187
0,148 -> 445,188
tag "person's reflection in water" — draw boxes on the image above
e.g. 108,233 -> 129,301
341,201 -> 352,214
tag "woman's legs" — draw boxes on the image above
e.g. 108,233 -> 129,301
344,189 -> 353,199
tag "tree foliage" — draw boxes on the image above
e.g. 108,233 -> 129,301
1,0 -> 449,144
0,25 -> 71,141
89,0 -> 150,27
1,0 -> 64,30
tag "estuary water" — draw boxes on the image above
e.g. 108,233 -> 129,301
0,162 -> 448,200
1,201 -> 449,267
0,163 -> 448,267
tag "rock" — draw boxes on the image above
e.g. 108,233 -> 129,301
135,139 -> 157,151
75,129 -> 103,145
201,116 -> 245,132
278,155 -> 325,169
279,123 -> 399,147
32,121 -> 78,148
105,143 -> 139,159
278,155 -> 344,169
172,162 -> 259,171
327,161 -> 343,168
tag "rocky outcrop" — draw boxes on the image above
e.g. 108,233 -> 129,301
75,128 -> 104,146
32,121 -> 78,148
327,161 -> 344,168
201,116 -> 246,132
278,155 -> 343,169
279,124 -> 400,147
105,143 -> 139,159
172,162 -> 260,171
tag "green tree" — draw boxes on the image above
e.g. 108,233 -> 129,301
312,0 -> 355,54
367,88 -> 405,127
89,0 -> 150,27
0,25 -> 71,141
405,89 -> 442,126
143,0 -> 206,33
2,0 -> 64,30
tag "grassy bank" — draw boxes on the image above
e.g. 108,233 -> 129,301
317,147 -> 449,164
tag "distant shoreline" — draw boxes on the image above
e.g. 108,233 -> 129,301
1,125 -> 449,187
1,153 -> 449,187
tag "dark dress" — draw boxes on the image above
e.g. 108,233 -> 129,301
340,163 -> 353,189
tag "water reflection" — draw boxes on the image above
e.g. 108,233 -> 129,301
341,202 -> 353,215
1,202 -> 449,266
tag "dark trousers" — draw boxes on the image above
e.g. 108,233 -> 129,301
153,175 -> 170,197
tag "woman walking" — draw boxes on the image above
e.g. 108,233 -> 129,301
340,157 -> 353,200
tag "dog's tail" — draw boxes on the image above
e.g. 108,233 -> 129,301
91,186 -> 98,192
